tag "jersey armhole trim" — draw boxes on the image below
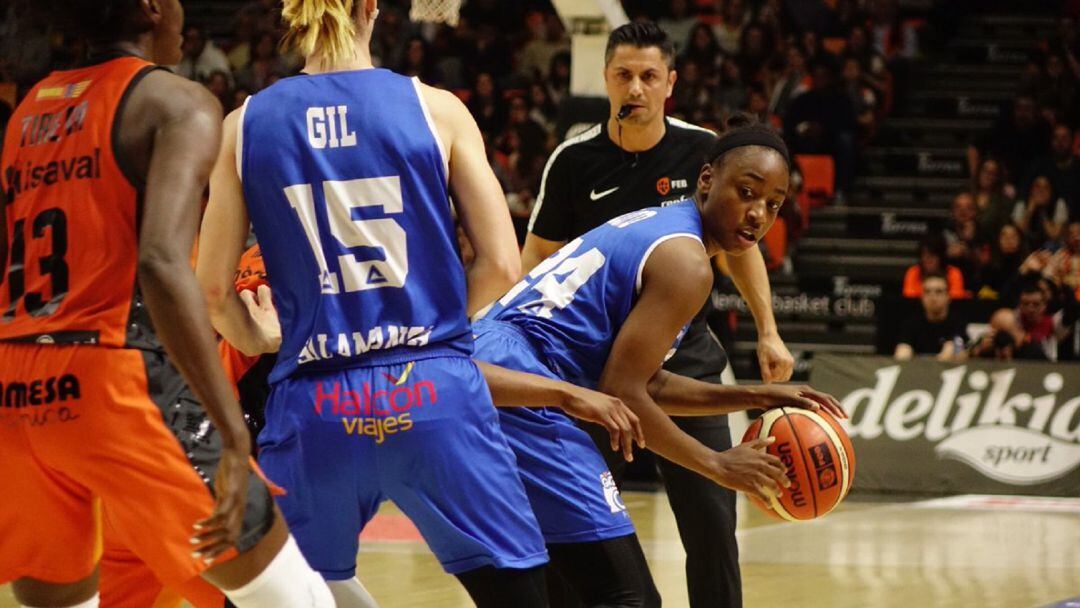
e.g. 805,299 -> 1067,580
411,78 -> 449,184
112,64 -> 166,191
235,95 -> 251,183
635,233 -> 705,294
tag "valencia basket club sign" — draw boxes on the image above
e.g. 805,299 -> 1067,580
810,355 -> 1080,496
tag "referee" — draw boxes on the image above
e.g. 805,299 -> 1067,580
522,22 -> 795,608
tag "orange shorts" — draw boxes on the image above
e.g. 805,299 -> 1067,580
0,343 -> 273,594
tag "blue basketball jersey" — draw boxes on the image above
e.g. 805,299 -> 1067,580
482,200 -> 705,389
240,69 -> 470,382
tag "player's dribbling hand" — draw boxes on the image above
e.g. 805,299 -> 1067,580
752,384 -> 847,420
709,437 -> 789,503
192,445 -> 250,565
239,284 -> 281,354
559,385 -> 645,462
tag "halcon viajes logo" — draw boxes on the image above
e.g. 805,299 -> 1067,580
840,364 -> 1080,485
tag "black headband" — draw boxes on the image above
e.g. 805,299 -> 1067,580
710,127 -> 791,167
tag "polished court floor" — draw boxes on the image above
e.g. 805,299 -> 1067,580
5,491 -> 1076,608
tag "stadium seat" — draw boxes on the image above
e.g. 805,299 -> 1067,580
795,154 -> 835,208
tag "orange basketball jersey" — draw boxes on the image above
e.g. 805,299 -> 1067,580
1,56 -> 157,347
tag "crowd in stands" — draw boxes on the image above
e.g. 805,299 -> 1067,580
0,0 -> 916,238
897,10 -> 1080,363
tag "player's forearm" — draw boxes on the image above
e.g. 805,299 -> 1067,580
476,361 -> 569,408
604,383 -> 715,472
465,256 -> 518,317
138,259 -> 250,451
203,288 -> 272,358
647,370 -> 767,416
725,247 -> 779,337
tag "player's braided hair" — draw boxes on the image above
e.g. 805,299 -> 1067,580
706,113 -> 791,169
281,0 -> 359,65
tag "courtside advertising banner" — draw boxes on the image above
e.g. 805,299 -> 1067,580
810,354 -> 1080,496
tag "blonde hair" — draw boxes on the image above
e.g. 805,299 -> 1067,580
281,0 -> 358,64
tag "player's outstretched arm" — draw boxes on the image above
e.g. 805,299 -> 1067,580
128,71 -> 250,561
420,84 -> 520,315
196,107 -> 280,357
724,246 -> 795,383
475,361 -> 644,461
646,370 -> 846,419
599,238 -> 788,502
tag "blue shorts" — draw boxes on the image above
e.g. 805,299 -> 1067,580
257,354 -> 548,578
473,319 -> 635,544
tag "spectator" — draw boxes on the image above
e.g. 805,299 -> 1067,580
516,11 -> 569,82
235,30 -> 289,93
968,94 -> 1050,187
176,24 -> 233,85
1024,123 -> 1080,216
894,275 -> 967,361
1035,52 -> 1078,125
430,26 -> 467,89
527,82 -> 558,135
371,4 -> 408,69
976,223 -> 1028,298
826,0 -> 864,37
683,22 -> 724,76
845,24 -> 890,101
769,45 -> 810,117
398,35 -> 442,84
1016,280 -> 1064,360
658,0 -> 699,53
841,55 -> 878,140
746,83 -> 781,130
467,71 -> 504,139
672,57 -> 712,120
717,57 -> 748,112
1013,175 -> 1070,248
226,6 -> 260,71
944,192 -> 987,286
1045,221 -> 1080,294
969,308 -> 1043,360
713,0 -> 750,55
204,70 -> 232,110
737,23 -> 772,85
903,234 -> 968,299
972,158 -> 1016,238
868,0 -> 919,60
545,51 -> 571,106
785,60 -> 858,199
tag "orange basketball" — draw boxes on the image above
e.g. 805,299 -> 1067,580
742,407 -> 855,521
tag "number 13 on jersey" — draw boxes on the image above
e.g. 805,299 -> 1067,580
285,176 -> 407,294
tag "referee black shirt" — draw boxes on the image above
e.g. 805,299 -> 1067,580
528,116 -> 728,379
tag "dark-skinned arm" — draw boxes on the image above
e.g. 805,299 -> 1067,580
598,238 -> 787,502
646,369 -> 847,419
476,361 -> 644,461
128,71 -> 249,562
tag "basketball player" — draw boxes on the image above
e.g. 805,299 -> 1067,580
472,117 -> 846,606
0,1 -> 334,607
523,22 -> 795,608
194,1 -> 640,606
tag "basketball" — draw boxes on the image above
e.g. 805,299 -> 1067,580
742,407 -> 855,522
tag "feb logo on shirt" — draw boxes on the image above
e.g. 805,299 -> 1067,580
656,176 -> 671,195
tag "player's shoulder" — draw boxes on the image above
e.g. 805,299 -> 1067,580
130,68 -> 222,124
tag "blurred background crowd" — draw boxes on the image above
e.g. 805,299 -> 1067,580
1,0 -> 1078,366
